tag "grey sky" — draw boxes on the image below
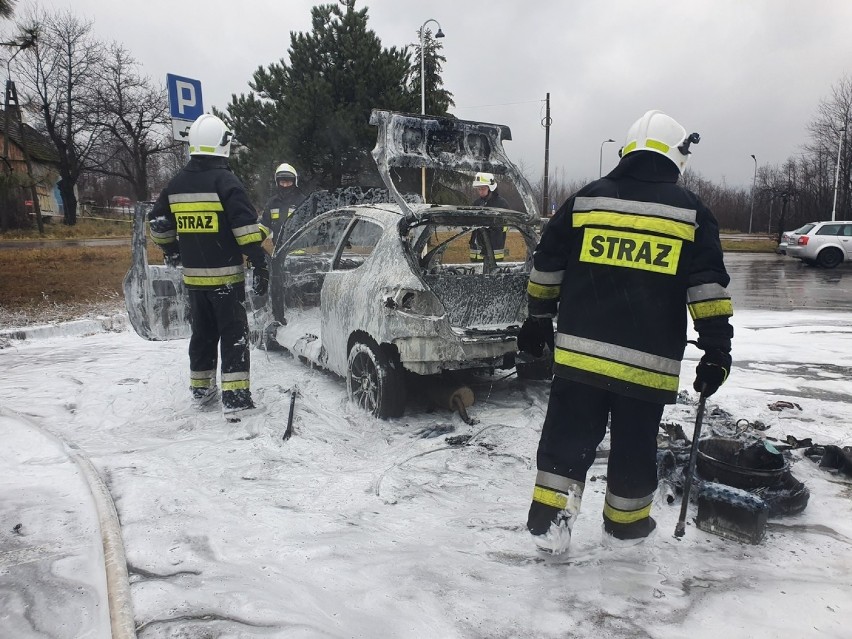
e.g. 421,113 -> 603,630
22,0 -> 852,190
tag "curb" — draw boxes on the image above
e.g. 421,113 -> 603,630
0,314 -> 127,345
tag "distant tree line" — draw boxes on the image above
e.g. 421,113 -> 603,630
527,77 -> 852,237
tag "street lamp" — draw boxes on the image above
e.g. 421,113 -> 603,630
748,154 -> 757,234
419,18 -> 444,202
831,127 -> 846,222
599,138 -> 615,178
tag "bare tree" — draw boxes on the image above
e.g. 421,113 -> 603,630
86,43 -> 175,201
10,9 -> 105,224
806,75 -> 852,220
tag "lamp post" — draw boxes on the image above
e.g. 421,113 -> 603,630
831,127 -> 846,222
599,138 -> 615,178
748,154 -> 757,234
419,18 -> 444,202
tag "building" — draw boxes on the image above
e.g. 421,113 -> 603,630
0,109 -> 62,219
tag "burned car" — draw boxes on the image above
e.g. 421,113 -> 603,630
125,110 -> 543,418
265,111 -> 542,417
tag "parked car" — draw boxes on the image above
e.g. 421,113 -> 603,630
267,110 -> 543,417
782,221 -> 852,268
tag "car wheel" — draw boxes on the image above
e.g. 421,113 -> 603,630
347,339 -> 406,418
817,247 -> 843,269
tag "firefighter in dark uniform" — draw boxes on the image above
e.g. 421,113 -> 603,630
469,172 -> 510,262
517,110 -> 734,554
149,114 -> 270,416
261,163 -> 306,246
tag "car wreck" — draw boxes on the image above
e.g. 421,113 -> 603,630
124,110 -> 543,418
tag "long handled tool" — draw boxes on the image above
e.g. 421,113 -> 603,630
283,385 -> 298,441
674,387 -> 708,538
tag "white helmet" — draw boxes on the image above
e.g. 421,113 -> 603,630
472,172 -> 496,192
621,110 -> 699,174
188,114 -> 232,158
274,163 -> 298,187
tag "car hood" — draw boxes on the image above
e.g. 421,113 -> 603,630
370,109 -> 540,226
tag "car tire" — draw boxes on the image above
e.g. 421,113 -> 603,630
817,247 -> 843,269
347,339 -> 406,418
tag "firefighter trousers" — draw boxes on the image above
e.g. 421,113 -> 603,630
187,285 -> 250,391
536,377 -> 664,501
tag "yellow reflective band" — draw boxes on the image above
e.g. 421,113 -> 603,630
579,228 -> 682,275
645,139 -> 670,153
200,145 -> 217,153
470,251 -> 484,261
532,486 -> 568,509
688,299 -> 734,320
152,235 -> 175,245
623,141 -> 637,154
182,273 -> 245,286
574,211 -> 695,242
527,281 -> 561,300
221,379 -> 250,391
235,232 -> 263,246
170,202 -> 224,213
271,211 -> 280,219
603,501 -> 653,524
555,348 -> 679,392
190,378 -> 213,388
175,212 -> 219,233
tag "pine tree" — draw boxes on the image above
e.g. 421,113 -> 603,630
223,1 -> 418,196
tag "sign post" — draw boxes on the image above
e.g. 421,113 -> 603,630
166,73 -> 204,142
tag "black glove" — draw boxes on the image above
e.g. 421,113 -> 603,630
252,264 -> 269,296
516,316 -> 554,358
163,251 -> 181,268
693,348 -> 731,397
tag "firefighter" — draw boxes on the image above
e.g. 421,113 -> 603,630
469,172 -> 510,262
261,163 -> 306,245
517,110 -> 734,554
148,114 -> 270,416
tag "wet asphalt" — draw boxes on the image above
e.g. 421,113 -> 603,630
725,253 -> 852,311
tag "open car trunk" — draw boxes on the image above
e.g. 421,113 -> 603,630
404,208 -> 537,333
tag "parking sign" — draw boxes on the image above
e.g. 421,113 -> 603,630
167,74 -> 203,141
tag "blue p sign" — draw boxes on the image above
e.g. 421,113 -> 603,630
167,74 -> 204,121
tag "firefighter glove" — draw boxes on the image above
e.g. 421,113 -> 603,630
517,316 -> 554,358
693,348 -> 731,397
252,265 -> 269,296
164,251 -> 181,268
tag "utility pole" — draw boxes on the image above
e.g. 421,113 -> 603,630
542,92 -> 551,218
748,154 -> 757,234
831,128 -> 845,222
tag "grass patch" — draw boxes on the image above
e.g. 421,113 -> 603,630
0,216 -> 132,240
721,238 -> 778,253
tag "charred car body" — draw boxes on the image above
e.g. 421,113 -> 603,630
125,110 -> 542,417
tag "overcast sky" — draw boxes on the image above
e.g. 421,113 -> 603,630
19,0 -> 852,192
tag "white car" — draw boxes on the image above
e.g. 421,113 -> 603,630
783,221 -> 852,268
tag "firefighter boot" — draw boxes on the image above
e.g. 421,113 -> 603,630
527,484 -> 583,555
190,385 -> 219,409
222,389 -> 257,416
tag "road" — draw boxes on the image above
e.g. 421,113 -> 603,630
725,253 -> 852,310
0,237 -> 130,249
